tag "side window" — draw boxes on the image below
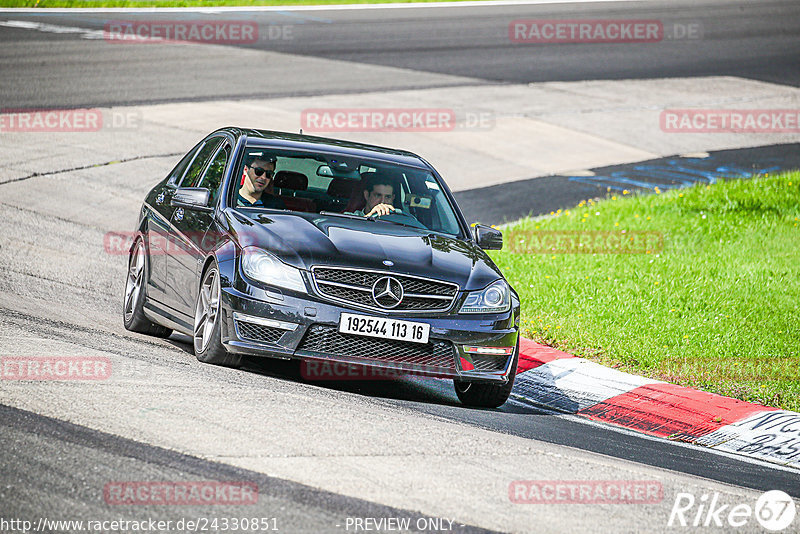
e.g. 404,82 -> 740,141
199,143 -> 231,204
168,142 -> 202,184
180,137 -> 223,188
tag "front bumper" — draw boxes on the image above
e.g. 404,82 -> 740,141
218,282 -> 519,384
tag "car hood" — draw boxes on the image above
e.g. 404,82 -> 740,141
225,210 -> 504,291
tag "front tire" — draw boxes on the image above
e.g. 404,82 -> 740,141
454,339 -> 519,408
193,263 -> 241,368
123,238 -> 172,338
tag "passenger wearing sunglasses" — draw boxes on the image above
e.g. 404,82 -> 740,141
236,153 -> 285,209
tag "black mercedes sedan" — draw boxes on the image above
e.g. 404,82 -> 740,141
123,127 -> 520,407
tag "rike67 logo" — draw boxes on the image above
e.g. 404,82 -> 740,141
668,490 -> 796,531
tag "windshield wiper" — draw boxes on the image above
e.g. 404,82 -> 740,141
319,211 -> 365,220
370,218 -> 428,231
320,211 -> 438,234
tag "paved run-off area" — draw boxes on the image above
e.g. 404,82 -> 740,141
3,75 -> 799,193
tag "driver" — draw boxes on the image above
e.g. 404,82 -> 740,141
345,173 -> 400,218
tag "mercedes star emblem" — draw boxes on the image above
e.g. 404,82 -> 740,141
372,276 -> 403,308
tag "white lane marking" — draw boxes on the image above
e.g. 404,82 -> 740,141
0,17 -> 330,43
0,0 -> 658,13
0,19 -> 104,39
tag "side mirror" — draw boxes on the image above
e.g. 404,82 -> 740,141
473,223 -> 502,250
171,187 -> 213,212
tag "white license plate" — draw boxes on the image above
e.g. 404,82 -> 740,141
339,313 -> 430,344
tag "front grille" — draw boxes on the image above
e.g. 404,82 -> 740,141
471,355 -> 510,372
236,321 -> 285,344
319,284 -> 374,307
298,325 -> 457,370
312,267 -> 458,313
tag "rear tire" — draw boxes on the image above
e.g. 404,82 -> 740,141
123,238 -> 173,338
193,263 -> 241,368
454,339 -> 519,408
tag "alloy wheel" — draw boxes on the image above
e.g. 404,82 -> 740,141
194,268 -> 220,353
123,241 -> 145,322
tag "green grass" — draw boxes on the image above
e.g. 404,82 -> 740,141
491,171 -> 800,411
0,0 -> 475,7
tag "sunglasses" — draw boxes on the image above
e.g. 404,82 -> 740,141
250,166 -> 274,178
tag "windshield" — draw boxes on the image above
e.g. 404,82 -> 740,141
230,147 -> 464,237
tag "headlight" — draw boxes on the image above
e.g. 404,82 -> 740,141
459,279 -> 511,314
240,247 -> 306,293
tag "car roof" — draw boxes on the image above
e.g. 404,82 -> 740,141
216,127 -> 430,168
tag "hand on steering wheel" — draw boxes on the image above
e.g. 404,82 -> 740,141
365,203 -> 397,218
